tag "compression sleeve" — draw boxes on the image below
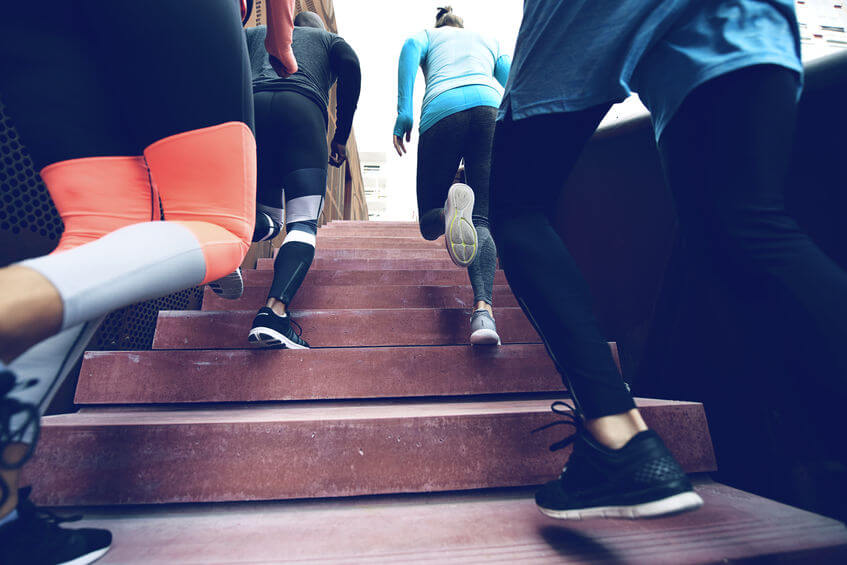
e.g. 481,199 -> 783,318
393,31 -> 428,137
330,39 -> 362,145
265,0 -> 298,77
494,54 -> 512,87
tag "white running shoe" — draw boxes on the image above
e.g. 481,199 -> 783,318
208,267 -> 243,300
470,309 -> 501,345
444,183 -> 478,267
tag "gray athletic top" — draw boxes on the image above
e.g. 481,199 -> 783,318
245,25 -> 361,143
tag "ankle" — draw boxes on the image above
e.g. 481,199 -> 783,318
0,444 -> 27,517
265,298 -> 288,317
584,408 -> 648,450
474,301 -> 493,316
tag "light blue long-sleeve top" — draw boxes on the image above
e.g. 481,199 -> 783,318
394,27 -> 511,136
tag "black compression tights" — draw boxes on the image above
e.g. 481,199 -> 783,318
492,64 -> 847,419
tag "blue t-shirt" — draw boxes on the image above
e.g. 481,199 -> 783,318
501,0 -> 803,140
395,27 -> 511,136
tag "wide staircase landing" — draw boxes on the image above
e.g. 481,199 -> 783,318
23,221 -> 847,562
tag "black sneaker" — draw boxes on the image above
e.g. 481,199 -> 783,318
534,402 -> 703,519
1,370 -> 39,507
0,487 -> 111,565
208,267 -> 244,300
247,307 -> 310,349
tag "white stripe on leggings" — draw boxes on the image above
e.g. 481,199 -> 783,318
283,229 -> 316,247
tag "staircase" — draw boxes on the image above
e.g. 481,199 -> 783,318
22,221 -> 847,563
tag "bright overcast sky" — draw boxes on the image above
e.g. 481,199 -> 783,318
333,0 -> 525,219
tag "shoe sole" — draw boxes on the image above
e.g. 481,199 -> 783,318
470,328 -> 501,345
58,545 -> 111,565
444,183 -> 477,267
208,269 -> 243,300
247,326 -> 309,350
537,491 -> 704,520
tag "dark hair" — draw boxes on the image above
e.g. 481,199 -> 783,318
294,11 -> 325,30
435,6 -> 464,28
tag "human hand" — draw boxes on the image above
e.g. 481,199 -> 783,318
269,49 -> 297,78
329,140 -> 347,167
393,114 -> 413,156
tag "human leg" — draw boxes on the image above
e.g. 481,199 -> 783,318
462,107 -> 499,343
0,3 -> 253,558
249,92 -> 327,349
658,64 -> 847,390
491,108 -> 636,419
491,108 -> 701,518
416,113 -> 465,241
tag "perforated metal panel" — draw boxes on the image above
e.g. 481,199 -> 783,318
0,99 -> 202,351
0,100 -> 63,262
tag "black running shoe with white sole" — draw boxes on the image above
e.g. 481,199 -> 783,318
248,307 -> 309,349
534,402 -> 703,520
208,267 -> 244,300
444,183 -> 477,267
0,488 -> 111,565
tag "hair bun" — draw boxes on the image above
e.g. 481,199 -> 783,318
436,6 -> 453,19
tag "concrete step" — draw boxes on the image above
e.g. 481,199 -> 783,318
257,257 -> 496,270
74,344 -> 563,404
326,221 -> 419,227
309,248 -> 453,260
53,481 -> 847,564
319,228 -> 428,237
241,268 -> 508,287
317,236 -> 445,249
23,398 -> 714,506
202,285 -> 518,311
152,308 -> 540,349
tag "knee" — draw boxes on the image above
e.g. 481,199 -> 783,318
706,203 -> 800,263
144,122 -> 257,252
41,156 -> 154,254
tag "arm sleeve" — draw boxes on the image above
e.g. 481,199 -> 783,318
329,39 -> 362,145
494,54 -> 512,87
265,0 -> 298,77
393,32 -> 428,137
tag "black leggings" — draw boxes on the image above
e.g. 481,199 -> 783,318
492,64 -> 846,419
0,0 -> 253,170
254,90 -> 328,304
417,106 -> 498,305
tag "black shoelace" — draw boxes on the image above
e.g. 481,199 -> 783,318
531,400 -> 586,452
18,487 -> 82,527
0,371 -> 41,507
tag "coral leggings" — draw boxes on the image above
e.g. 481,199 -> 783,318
0,0 -> 263,432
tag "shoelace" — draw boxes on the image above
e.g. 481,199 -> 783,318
0,371 -> 41,507
18,486 -> 82,529
531,400 -> 585,452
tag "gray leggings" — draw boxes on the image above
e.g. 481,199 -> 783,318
416,106 -> 498,306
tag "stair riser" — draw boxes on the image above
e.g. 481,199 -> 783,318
309,249 -> 454,260
152,308 -> 540,349
316,237 -> 444,249
202,285 -> 518,311
257,258 -> 498,270
75,345 -> 563,404
241,269 -> 509,287
23,403 -> 714,506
